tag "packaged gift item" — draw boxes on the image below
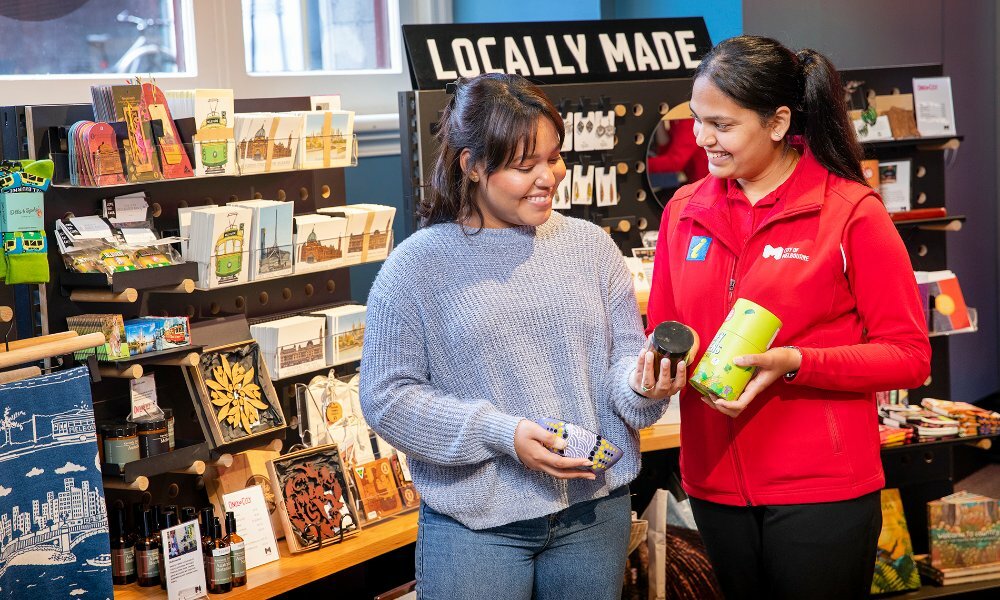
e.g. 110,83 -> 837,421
267,444 -> 361,552
351,457 -> 404,522
183,341 -> 286,448
138,316 -> 192,350
67,313 -> 130,361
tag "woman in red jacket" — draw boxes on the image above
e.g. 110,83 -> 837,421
644,36 -> 931,599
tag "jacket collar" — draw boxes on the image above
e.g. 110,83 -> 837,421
680,147 -> 828,253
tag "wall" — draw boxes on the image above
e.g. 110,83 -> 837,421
346,154 -> 406,303
611,0 -> 742,43
744,0 -> 999,402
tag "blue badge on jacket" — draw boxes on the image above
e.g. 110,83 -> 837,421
687,236 -> 712,261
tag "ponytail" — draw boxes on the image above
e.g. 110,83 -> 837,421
694,36 -> 866,186
795,49 -> 865,185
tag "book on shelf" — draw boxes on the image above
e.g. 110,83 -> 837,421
916,554 -> 1000,585
928,491 -> 1000,569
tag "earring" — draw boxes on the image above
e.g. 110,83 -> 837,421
470,173 -> 479,182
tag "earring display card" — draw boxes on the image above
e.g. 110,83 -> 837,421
595,166 -> 618,207
561,112 -> 574,152
593,110 -> 616,151
572,164 -> 595,205
183,341 -> 286,447
267,444 -> 362,553
573,111 -> 598,152
553,169 -> 572,210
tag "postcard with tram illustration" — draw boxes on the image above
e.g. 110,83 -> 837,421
228,200 -> 294,280
0,367 -> 113,600
192,89 -> 236,177
188,206 -> 253,288
183,341 -> 286,448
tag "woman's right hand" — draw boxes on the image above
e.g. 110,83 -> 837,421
513,420 -> 596,480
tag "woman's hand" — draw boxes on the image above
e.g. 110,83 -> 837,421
513,420 -> 596,480
700,347 -> 802,418
629,349 -> 691,400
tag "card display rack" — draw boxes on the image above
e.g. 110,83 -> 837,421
12,96 -> 358,521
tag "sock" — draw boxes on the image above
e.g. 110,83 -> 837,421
3,231 -> 49,284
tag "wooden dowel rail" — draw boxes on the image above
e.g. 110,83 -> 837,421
171,460 -> 206,475
149,278 -> 195,294
0,332 -> 105,370
209,453 -> 234,468
97,364 -> 144,379
102,475 -> 149,492
0,306 -> 12,323
0,366 -> 42,384
69,288 -> 139,303
0,330 -> 78,353
147,352 -> 199,367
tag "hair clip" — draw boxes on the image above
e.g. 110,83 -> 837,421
445,81 -> 458,94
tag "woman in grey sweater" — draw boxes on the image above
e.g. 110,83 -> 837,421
360,73 -> 685,599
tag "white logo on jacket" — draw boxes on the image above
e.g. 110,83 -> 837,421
763,244 -> 810,262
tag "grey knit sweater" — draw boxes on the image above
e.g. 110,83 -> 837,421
359,211 -> 668,530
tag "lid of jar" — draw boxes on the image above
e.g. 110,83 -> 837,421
134,417 -> 167,431
651,321 -> 695,356
100,421 -> 137,437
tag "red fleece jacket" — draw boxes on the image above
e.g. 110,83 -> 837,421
647,149 -> 931,506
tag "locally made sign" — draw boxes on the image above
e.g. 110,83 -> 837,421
403,18 -> 712,89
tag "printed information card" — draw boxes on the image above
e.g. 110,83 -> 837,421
223,484 -> 281,569
161,519 -> 208,600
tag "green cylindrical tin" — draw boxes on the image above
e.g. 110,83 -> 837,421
689,298 -> 782,402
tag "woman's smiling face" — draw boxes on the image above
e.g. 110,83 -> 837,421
690,76 -> 784,182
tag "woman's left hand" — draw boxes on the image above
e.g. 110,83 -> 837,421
702,347 -> 802,418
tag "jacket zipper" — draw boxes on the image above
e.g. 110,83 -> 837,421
726,249 -> 752,505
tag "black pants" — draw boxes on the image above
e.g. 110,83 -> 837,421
689,491 -> 882,600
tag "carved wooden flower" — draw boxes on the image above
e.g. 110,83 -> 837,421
207,354 -> 269,434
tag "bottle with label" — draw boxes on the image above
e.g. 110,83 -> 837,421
225,511 -> 247,587
110,506 -> 137,585
136,510 -> 161,587
207,517 -> 233,593
157,511 -> 177,590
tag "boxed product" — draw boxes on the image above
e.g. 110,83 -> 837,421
123,319 -> 158,356
139,316 -> 191,350
66,313 -> 130,361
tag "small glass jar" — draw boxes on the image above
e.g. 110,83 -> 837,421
162,408 -> 175,450
101,422 -> 140,468
136,418 -> 171,458
647,321 -> 697,380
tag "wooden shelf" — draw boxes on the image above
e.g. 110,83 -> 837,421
893,577 -> 1000,598
639,423 -> 681,452
113,511 -> 418,599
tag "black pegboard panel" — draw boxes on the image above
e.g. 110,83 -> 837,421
401,77 -> 695,252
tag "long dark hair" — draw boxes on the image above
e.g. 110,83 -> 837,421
420,73 -> 564,227
694,35 -> 865,185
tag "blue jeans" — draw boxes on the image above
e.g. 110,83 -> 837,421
415,486 -> 631,600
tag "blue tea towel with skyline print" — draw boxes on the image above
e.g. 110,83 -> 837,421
0,367 -> 112,600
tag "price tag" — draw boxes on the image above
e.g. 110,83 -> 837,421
130,374 -> 159,420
